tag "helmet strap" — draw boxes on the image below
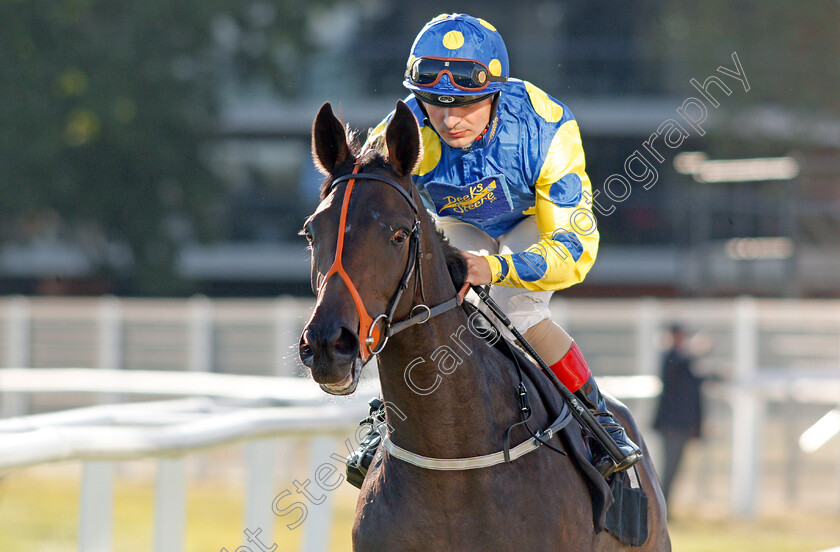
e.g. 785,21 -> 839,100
474,92 -> 501,142
415,97 -> 430,121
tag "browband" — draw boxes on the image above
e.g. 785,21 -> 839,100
331,172 -> 418,213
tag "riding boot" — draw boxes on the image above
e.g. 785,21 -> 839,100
549,343 -> 643,478
345,398 -> 385,489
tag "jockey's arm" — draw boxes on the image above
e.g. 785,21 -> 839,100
483,119 -> 599,292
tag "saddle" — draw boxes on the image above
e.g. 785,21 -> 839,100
474,302 -> 649,545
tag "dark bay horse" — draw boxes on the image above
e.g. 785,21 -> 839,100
299,100 -> 670,551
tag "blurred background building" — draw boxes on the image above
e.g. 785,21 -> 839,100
1,0 -> 839,298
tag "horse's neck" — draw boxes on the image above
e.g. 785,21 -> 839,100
376,290 -> 525,459
371,212 -> 533,457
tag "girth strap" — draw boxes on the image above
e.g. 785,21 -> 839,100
380,407 -> 573,471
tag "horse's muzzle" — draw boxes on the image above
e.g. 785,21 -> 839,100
299,321 -> 361,394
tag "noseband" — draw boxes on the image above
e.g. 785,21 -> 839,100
318,164 -> 468,363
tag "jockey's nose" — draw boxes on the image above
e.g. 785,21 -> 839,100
442,109 -> 461,128
299,320 -> 359,371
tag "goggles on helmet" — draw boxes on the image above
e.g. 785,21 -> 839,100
413,90 -> 495,108
406,57 -> 507,92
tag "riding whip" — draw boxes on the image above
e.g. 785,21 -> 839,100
471,286 -> 631,468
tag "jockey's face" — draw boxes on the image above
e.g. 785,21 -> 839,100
421,97 -> 493,148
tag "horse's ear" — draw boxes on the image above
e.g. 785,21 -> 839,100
312,102 -> 352,175
385,100 -> 422,177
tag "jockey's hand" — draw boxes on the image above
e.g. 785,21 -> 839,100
460,250 -> 492,286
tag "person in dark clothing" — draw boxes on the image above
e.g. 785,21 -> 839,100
653,324 -> 705,505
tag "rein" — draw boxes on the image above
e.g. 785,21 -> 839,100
319,165 -> 469,364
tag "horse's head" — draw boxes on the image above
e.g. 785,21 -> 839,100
299,100 -> 427,395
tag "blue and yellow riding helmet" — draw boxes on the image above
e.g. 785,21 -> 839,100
404,13 -> 509,108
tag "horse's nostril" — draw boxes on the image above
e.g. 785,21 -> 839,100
300,341 -> 313,357
333,326 -> 359,358
299,331 -> 315,366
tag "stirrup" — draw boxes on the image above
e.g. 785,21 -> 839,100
592,429 -> 643,479
346,398 -> 385,489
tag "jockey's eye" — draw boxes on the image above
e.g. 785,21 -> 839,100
391,228 -> 410,245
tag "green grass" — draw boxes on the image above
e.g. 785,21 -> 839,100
668,513 -> 840,552
1,467 -> 839,552
0,464 -> 354,552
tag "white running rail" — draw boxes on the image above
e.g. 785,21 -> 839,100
0,369 -> 372,552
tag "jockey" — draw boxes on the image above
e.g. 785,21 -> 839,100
355,13 -> 642,479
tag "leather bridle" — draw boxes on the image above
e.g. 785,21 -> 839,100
317,164 -> 469,364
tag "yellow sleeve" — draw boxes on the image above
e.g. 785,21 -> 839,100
485,119 -> 599,291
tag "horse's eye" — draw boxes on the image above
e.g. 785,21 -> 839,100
302,224 -> 314,243
391,228 -> 409,245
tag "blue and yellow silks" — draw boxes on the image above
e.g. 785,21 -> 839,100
366,79 -> 599,292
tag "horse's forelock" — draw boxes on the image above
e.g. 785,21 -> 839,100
318,145 -> 396,201
346,124 -> 361,154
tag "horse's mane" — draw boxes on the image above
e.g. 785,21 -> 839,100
317,138 -> 468,291
436,228 -> 468,291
